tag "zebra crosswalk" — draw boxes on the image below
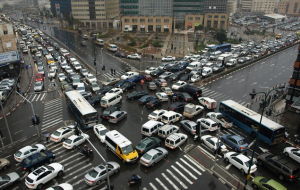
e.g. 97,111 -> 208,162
143,155 -> 205,190
42,98 -> 64,131
101,69 -> 126,79
25,92 -> 47,102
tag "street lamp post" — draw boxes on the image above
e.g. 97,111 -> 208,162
244,85 -> 284,189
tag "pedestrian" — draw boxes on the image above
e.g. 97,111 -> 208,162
146,66 -> 149,70
25,64 -> 28,70
28,64 -> 31,68
113,69 -> 116,75
111,68 -> 113,75
45,132 -> 49,143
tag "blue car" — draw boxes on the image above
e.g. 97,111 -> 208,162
21,151 -> 55,171
221,134 -> 249,152
127,75 -> 143,83
138,95 -> 157,105
179,61 -> 190,69
115,80 -> 128,87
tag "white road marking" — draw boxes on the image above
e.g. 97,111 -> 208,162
155,178 -> 169,190
180,158 -> 202,175
149,183 -> 158,190
225,163 -> 232,170
166,169 -> 187,189
171,165 -> 193,184
162,173 -> 180,190
176,162 -> 197,180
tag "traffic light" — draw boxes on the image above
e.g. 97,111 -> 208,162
31,117 -> 36,125
35,115 -> 40,125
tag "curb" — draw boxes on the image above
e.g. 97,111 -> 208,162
0,70 -> 34,120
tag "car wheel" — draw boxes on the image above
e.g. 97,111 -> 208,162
49,158 -> 54,163
61,138 -> 65,142
30,167 -> 35,172
115,169 -> 119,173
152,162 -> 155,167
284,152 -> 289,157
37,184 -> 43,190
40,149 -> 45,152
234,147 -> 238,152
253,184 -> 258,189
122,159 -> 126,164
2,165 -> 7,170
73,145 -> 77,150
224,158 -> 229,162
258,160 -> 263,166
57,170 -> 64,177
241,169 -> 245,174
97,180 -> 102,185
279,174 -> 284,181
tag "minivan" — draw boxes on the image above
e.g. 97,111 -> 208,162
186,62 -> 201,72
141,120 -> 164,137
179,85 -> 202,98
100,94 -> 122,108
201,67 -> 212,78
161,111 -> 182,124
158,125 -> 179,139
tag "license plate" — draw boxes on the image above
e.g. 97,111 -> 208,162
102,116 -> 105,118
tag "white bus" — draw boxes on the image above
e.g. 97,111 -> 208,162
65,91 -> 99,129
107,44 -> 117,52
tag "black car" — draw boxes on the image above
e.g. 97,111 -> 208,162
179,74 -> 189,82
179,61 -> 190,69
21,151 -> 55,171
172,92 -> 193,102
51,50 -> 57,56
178,85 -> 202,98
96,86 -> 113,95
120,82 -> 136,91
115,52 -> 127,58
42,48 -> 48,56
87,94 -> 104,106
146,99 -> 162,109
101,105 -> 121,120
168,102 -> 187,113
170,71 -> 185,81
126,91 -> 148,99
80,91 -> 92,99
213,63 -> 225,72
33,56 -> 40,64
167,66 -> 182,72
53,53 -> 59,61
151,69 -> 165,76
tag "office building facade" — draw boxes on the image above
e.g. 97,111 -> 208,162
50,0 -> 72,16
278,0 -> 300,16
251,0 -> 275,14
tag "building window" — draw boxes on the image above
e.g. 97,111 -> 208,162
207,21 -> 211,28
164,19 -> 169,23
208,15 -> 212,18
132,19 -> 137,23
3,30 -> 8,35
148,19 -> 153,23
188,17 -> 193,21
140,19 -> 145,23
125,19 -> 129,23
156,19 -> 161,23
214,15 -> 219,19
195,17 -> 200,20
221,15 -> 226,19
213,21 -> 218,28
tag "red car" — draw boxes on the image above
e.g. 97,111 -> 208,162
143,74 -> 152,81
35,73 -> 44,82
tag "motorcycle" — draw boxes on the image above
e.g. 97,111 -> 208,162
80,148 -> 94,157
127,175 -> 142,186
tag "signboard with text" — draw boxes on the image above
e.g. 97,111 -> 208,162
0,51 -> 19,65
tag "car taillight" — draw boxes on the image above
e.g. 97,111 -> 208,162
185,99 -> 187,101
152,105 -> 154,107
240,147 -> 244,150
171,108 -> 174,111
141,150 -> 143,152
29,184 -> 34,186
290,175 -> 294,179
115,118 -> 117,121
193,131 -> 196,134
191,98 -> 193,100
106,105 -> 108,107
161,82 -> 163,85
90,181 -> 94,183
106,117 -> 109,119
23,167 -> 26,170
55,138 -> 59,140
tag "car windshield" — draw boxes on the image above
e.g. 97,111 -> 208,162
53,131 -> 61,136
259,177 -> 270,183
23,157 -> 32,165
238,139 -> 245,145
244,161 -> 255,167
0,175 -> 10,181
191,76 -> 197,79
138,143 -> 146,148
92,83 -> 98,87
36,75 -> 41,78
175,82 -> 181,85
164,88 -> 171,92
88,76 -> 95,79
15,151 -> 22,157
142,153 -> 152,160
122,144 -> 134,154
99,129 -> 108,135
77,87 -> 84,91
35,83 -> 42,87
150,112 -> 157,116
64,139 -> 72,144
88,169 -> 99,178
103,111 -> 111,115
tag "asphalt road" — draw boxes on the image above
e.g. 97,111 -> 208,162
1,18 -> 300,190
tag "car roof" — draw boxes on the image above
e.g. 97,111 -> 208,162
236,154 -> 250,162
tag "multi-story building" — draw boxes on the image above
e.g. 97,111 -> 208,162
286,44 -> 300,112
202,0 -> 228,13
227,0 -> 238,14
173,0 -> 203,20
71,0 -> 120,29
49,0 -> 72,16
241,0 -> 253,12
251,0 -> 275,14
0,23 -> 20,77
278,0 -> 300,16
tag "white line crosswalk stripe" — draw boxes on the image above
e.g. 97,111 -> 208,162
155,178 -> 169,190
161,173 -> 180,190
166,169 -> 188,189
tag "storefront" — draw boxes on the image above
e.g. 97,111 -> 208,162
148,25 -> 153,32
164,25 -> 169,32
132,25 -> 138,32
140,25 -> 145,32
156,25 -> 161,33
187,22 -> 193,30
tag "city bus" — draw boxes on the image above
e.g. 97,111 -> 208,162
65,91 -> 99,129
107,44 -> 117,52
208,43 -> 231,53
219,100 -> 285,145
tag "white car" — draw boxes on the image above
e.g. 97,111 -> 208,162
35,52 -> 42,57
105,88 -> 123,96
90,82 -> 100,92
184,54 -> 194,59
45,183 -> 74,190
65,66 -> 73,74
47,47 -> 53,52
127,53 -> 140,60
190,74 -> 201,83
162,56 -> 175,61
14,144 -> 46,162
62,134 -> 89,150
37,45 -> 42,50
283,147 -> 300,164
50,125 -> 76,143
121,72 -> 139,80
197,118 -> 219,131
171,81 -> 187,90
48,70 -> 56,78
58,73 -> 66,82
86,74 -> 97,83
145,67 -> 157,74
72,61 -> 82,71
224,152 -> 257,174
25,163 -> 64,189
49,63 -> 57,71
148,109 -> 167,121
165,133 -> 187,149
201,135 -> 227,153
156,92 -> 169,102
60,62 -> 68,70
93,124 -> 109,143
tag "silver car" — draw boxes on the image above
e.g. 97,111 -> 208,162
140,147 -> 168,167
180,120 -> 197,135
34,81 -> 44,92
84,162 -> 120,186
108,111 -> 127,124
37,67 -> 45,75
0,172 -> 20,189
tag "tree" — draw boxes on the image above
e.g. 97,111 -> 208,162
215,29 -> 227,44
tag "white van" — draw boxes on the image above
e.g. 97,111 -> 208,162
226,59 -> 237,67
201,67 -> 212,77
100,94 -> 122,108
158,125 -> 179,139
186,62 -> 201,72
96,39 -> 104,46
161,111 -> 182,124
198,97 -> 217,109
141,120 -> 164,137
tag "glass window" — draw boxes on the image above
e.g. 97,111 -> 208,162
148,19 -> 153,23
208,15 -> 212,18
125,19 -> 129,23
164,19 -> 169,23
132,19 -> 137,23
214,15 -> 219,18
140,19 -> 145,23
156,19 -> 161,23
195,17 -> 200,20
188,17 -> 193,21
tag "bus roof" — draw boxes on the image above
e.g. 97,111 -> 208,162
109,44 -> 117,46
221,100 -> 284,131
106,130 -> 132,148
65,91 -> 97,116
